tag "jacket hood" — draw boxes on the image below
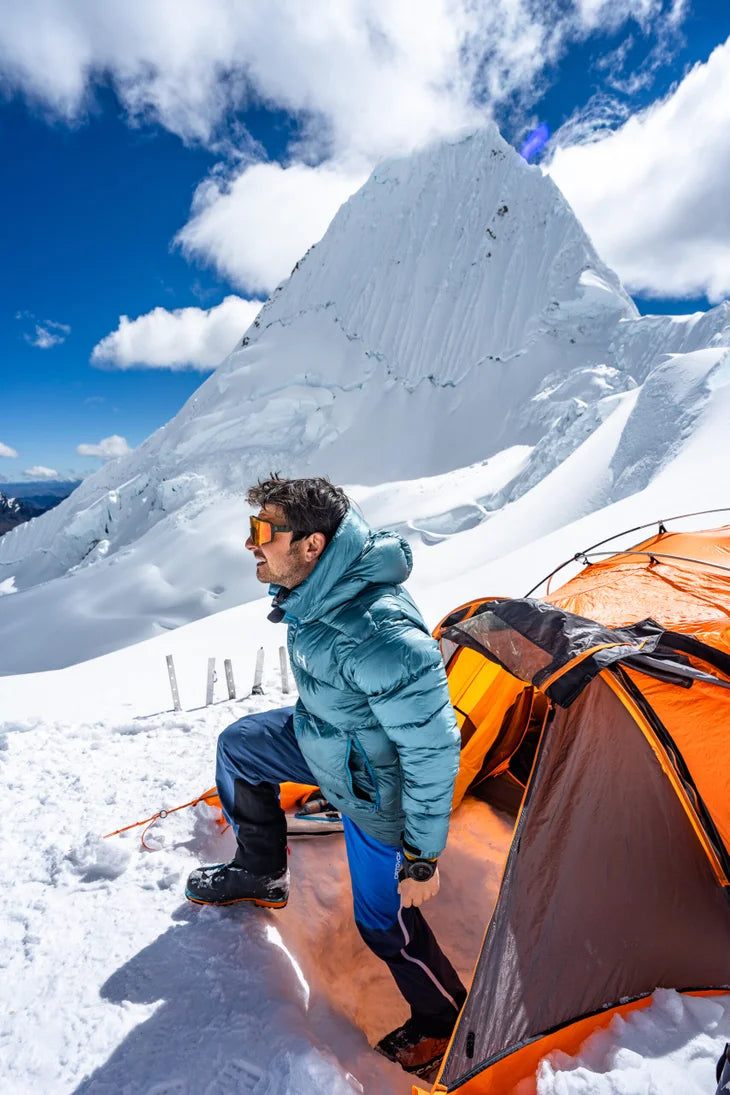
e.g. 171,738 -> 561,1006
270,508 -> 413,623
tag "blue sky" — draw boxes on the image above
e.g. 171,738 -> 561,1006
1,0 -> 728,482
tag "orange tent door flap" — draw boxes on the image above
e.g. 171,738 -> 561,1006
445,646 -> 529,808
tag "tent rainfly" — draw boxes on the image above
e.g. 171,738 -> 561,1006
416,523 -> 730,1095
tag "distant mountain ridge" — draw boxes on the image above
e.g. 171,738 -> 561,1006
0,479 -> 81,502
0,482 -> 79,537
0,494 -> 40,535
0,481 -> 79,536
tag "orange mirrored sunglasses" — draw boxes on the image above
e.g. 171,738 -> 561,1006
249,515 -> 293,546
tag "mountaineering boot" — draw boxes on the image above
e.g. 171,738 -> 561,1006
375,1016 -> 452,1077
185,861 -> 290,908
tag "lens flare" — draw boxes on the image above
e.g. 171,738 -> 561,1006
520,124 -> 550,162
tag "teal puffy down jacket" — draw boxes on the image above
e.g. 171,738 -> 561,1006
270,507 -> 460,859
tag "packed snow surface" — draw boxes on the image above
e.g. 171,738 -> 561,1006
3,495 -> 730,1094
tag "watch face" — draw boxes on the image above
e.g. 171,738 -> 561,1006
410,860 -> 435,882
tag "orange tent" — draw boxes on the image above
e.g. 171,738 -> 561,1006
418,520 -> 730,1095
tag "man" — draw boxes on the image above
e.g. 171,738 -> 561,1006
186,475 -> 466,1075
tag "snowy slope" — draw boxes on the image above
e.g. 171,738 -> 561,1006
2,487 -> 730,1095
1,333 -> 728,675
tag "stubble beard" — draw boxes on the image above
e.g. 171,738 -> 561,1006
255,543 -> 311,589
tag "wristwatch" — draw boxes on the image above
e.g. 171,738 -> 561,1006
399,856 -> 438,883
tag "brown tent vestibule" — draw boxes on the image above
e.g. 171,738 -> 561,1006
417,522 -> 730,1095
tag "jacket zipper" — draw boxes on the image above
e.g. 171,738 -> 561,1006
345,738 -> 380,809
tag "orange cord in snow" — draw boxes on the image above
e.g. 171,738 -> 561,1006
103,790 -> 226,851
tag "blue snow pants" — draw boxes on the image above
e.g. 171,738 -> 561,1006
216,706 -> 467,1036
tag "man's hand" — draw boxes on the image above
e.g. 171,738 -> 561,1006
398,866 -> 440,908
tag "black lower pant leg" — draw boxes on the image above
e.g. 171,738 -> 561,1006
357,906 -> 467,1036
231,778 -> 288,876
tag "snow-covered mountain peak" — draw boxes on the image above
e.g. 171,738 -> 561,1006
150,124 -> 637,487
237,125 -> 636,388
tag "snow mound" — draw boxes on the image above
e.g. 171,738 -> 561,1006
538,988 -> 730,1094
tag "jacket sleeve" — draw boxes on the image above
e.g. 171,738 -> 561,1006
342,622 -> 461,860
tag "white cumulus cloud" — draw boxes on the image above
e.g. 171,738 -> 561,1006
76,435 -> 132,460
24,465 -> 59,479
0,442 -> 19,458
177,162 -> 368,294
91,295 -> 262,370
548,37 -> 730,301
0,1 -> 544,151
0,1 -> 680,155
0,1 -> 696,299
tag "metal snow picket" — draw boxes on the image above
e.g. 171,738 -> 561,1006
205,658 -> 217,706
224,658 -> 236,700
252,647 -> 265,695
166,655 -> 182,712
279,646 -> 290,694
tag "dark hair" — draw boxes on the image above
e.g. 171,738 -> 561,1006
246,474 -> 349,545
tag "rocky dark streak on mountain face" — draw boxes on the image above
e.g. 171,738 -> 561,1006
0,494 -> 42,535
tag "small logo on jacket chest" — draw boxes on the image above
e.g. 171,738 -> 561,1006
293,651 -> 309,672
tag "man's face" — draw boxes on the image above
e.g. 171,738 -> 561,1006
245,503 -> 321,589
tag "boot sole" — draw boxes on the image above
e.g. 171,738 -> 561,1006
374,1045 -> 445,1078
185,890 -> 288,908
